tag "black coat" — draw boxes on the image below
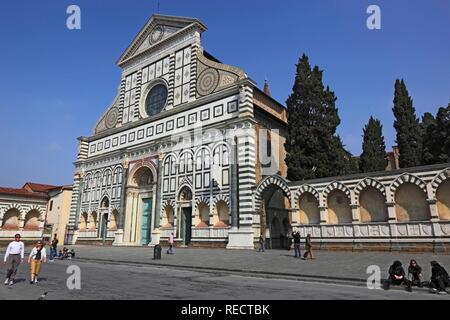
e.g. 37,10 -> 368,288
431,263 -> 449,280
292,233 -> 301,244
389,261 -> 405,278
408,264 -> 422,276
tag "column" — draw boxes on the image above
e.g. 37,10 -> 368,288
351,204 -> 360,224
428,199 -> 441,237
386,202 -> 397,237
150,154 -> 163,245
113,158 -> 128,246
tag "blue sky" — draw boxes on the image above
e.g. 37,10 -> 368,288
0,0 -> 449,187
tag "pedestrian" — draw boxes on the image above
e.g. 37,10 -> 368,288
291,231 -> 301,258
49,234 -> 58,262
28,240 -> 46,284
303,234 -> 314,260
258,233 -> 265,252
408,259 -> 424,287
4,234 -> 25,286
384,260 -> 412,292
429,261 -> 449,295
167,232 -> 174,254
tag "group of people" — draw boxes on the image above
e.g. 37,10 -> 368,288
3,233 -> 75,286
258,231 -> 314,259
385,259 -> 449,294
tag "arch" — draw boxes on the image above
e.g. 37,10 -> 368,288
102,168 -> 113,187
212,194 -> 230,208
390,173 -> 427,198
394,183 -> 430,222
23,209 -> 41,231
195,196 -> 210,210
214,200 -> 229,227
161,204 -> 175,228
296,192 -> 320,225
79,212 -> 89,231
128,161 -> 157,186
194,146 -> 212,168
436,180 -> 450,220
89,211 -> 98,231
177,185 -> 193,202
359,186 -> 388,223
212,143 -> 230,167
100,196 -> 110,209
431,168 -> 450,198
354,178 -> 386,205
1,203 -> 22,218
129,165 -> 154,187
1,208 -> 20,230
327,190 -> 352,224
195,201 -> 209,227
254,175 -> 291,212
108,209 -> 119,231
322,181 -> 351,207
294,184 -> 320,208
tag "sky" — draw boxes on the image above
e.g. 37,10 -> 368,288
0,0 -> 449,187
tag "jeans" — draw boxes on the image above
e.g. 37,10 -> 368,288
167,245 -> 173,254
294,244 -> 301,257
49,247 -> 56,260
259,241 -> 265,252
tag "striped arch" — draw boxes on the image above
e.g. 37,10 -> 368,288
212,194 -> 230,207
128,160 -> 157,185
254,175 -> 291,212
322,181 -> 351,207
294,184 -> 320,208
195,196 -> 210,211
161,199 -> 176,214
431,168 -> 450,198
354,178 -> 386,205
390,173 -> 427,201
0,203 -> 23,219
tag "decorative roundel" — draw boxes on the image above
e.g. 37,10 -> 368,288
149,25 -> 165,45
105,107 -> 119,129
197,68 -> 219,96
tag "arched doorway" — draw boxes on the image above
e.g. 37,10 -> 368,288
436,180 -> 450,220
178,186 -> 193,245
327,190 -> 352,224
100,197 -> 110,241
125,165 -> 155,245
256,176 -> 292,250
395,183 -> 430,222
359,187 -> 388,223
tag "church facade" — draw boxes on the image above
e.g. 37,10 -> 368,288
67,14 -> 450,252
67,15 -> 287,248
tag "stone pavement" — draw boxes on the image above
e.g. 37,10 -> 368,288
67,245 -> 450,283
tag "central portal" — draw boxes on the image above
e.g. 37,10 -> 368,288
141,198 -> 153,245
182,207 -> 192,245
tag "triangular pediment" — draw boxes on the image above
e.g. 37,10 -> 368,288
117,14 -> 207,67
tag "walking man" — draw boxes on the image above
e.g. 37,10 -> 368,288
167,232 -> 174,254
303,234 -> 314,259
49,234 -> 58,262
4,234 -> 25,286
292,231 -> 301,258
258,233 -> 265,252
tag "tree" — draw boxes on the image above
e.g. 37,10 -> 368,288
392,79 -> 422,168
285,54 -> 348,180
421,112 -> 438,165
434,103 -> 450,163
360,117 -> 387,172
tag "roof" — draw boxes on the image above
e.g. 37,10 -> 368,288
23,182 -> 60,193
0,187 -> 48,199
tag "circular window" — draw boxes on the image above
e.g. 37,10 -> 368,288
145,83 -> 168,117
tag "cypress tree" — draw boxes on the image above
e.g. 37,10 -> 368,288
360,117 -> 387,172
285,54 -> 347,180
421,112 -> 438,165
392,79 -> 422,168
434,103 -> 450,163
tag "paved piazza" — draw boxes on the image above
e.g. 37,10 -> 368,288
0,246 -> 449,300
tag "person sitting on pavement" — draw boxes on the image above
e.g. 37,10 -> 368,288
384,260 -> 412,292
57,250 -> 63,259
408,259 -> 424,287
429,261 -> 449,295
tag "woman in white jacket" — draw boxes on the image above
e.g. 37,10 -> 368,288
28,241 -> 46,284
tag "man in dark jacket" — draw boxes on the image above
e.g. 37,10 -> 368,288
291,231 -> 301,258
429,261 -> 449,294
384,260 -> 412,292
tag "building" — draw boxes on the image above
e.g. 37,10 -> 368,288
67,14 -> 287,248
0,183 -> 73,245
67,13 -> 450,252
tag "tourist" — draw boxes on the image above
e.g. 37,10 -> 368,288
408,259 -> 424,287
429,261 -> 449,294
384,260 -> 412,292
28,240 -> 46,284
167,232 -> 174,254
258,234 -> 265,252
303,234 -> 314,260
49,234 -> 58,262
4,234 -> 25,286
292,231 -> 301,258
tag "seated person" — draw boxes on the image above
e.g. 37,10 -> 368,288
57,250 -> 63,258
69,249 -> 75,258
384,260 -> 412,292
408,259 -> 424,287
429,261 -> 449,295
